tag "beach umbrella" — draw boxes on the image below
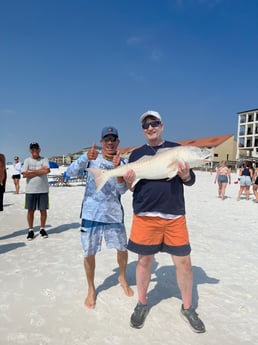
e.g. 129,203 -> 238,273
49,161 -> 59,169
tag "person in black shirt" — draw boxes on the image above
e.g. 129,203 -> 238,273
123,110 -> 205,333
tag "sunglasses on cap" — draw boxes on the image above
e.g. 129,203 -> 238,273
102,136 -> 118,142
142,120 -> 161,130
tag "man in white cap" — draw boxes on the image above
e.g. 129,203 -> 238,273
123,111 -> 206,333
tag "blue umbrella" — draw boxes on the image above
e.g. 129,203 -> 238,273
49,161 -> 59,169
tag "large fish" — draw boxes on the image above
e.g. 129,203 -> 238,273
87,146 -> 211,192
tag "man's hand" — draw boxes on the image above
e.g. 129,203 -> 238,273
112,151 -> 121,167
87,143 -> 98,160
177,161 -> 191,182
123,169 -> 136,190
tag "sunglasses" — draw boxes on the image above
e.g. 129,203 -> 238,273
142,120 -> 161,130
102,136 -> 117,142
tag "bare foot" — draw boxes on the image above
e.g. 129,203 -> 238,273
84,290 -> 96,309
118,276 -> 134,297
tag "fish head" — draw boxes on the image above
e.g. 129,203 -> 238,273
178,146 -> 211,167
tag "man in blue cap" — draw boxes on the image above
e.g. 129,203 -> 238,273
67,126 -> 134,309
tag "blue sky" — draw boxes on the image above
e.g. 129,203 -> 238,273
1,0 -> 258,162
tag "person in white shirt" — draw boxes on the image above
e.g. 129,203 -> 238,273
12,156 -> 22,194
21,143 -> 50,240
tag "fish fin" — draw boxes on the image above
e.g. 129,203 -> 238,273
131,178 -> 140,189
166,162 -> 178,179
137,155 -> 156,162
155,147 -> 173,154
86,168 -> 109,192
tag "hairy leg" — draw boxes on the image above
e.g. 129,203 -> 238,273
136,254 -> 154,305
172,254 -> 193,309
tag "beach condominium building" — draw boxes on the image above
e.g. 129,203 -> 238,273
237,108 -> 258,162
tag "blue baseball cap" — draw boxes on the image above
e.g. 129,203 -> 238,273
101,126 -> 119,138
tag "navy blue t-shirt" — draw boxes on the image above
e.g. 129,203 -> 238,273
129,141 -> 195,216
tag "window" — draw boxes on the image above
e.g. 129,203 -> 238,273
239,125 -> 245,136
246,139 -> 252,147
248,113 -> 254,122
239,138 -> 244,147
247,126 -> 253,135
240,114 -> 246,123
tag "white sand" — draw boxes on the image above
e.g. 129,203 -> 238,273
0,167 -> 257,345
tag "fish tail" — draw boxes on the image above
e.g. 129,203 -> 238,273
86,168 -> 110,192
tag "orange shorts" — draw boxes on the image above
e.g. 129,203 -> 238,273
127,215 -> 191,256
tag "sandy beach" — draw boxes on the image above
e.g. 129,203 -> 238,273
0,166 -> 258,345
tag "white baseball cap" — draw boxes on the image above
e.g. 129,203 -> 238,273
139,110 -> 162,123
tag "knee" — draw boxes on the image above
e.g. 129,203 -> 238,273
138,255 -> 153,269
176,256 -> 192,272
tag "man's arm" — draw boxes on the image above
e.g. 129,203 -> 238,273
22,166 -> 50,178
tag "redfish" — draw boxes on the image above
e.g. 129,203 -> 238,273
87,146 -> 211,192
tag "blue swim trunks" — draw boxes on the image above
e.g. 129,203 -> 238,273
80,219 -> 127,257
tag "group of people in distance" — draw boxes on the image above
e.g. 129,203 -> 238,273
214,159 -> 258,202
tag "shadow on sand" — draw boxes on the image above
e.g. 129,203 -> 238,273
0,242 -> 26,254
95,258 -> 219,309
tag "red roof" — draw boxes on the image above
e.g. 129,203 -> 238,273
178,134 -> 234,148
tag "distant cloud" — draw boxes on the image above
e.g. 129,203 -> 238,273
126,35 -> 143,45
150,49 -> 164,62
0,108 -> 16,114
127,35 -> 163,62
128,71 -> 144,82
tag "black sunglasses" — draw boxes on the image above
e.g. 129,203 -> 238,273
142,120 -> 161,130
102,136 -> 117,142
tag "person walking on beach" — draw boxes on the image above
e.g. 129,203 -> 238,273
123,110 -> 206,333
21,143 -> 50,240
0,153 -> 7,212
12,156 -> 22,194
252,166 -> 258,203
237,162 -> 253,201
214,160 -> 231,200
67,126 -> 133,309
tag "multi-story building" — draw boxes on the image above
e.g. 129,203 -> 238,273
237,108 -> 258,162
